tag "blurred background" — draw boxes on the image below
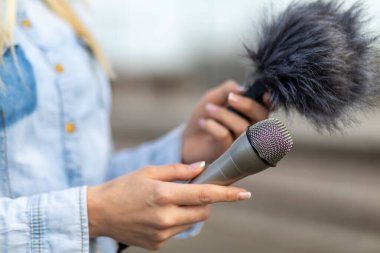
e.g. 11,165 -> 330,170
89,0 -> 380,252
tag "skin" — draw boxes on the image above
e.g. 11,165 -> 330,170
88,163 -> 250,250
182,79 -> 271,163
87,79 -> 270,250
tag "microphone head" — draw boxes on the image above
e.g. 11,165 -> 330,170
245,0 -> 380,131
246,118 -> 293,166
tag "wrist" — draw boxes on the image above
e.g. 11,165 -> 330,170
87,185 -> 105,238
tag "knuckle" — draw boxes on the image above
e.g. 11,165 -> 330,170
172,164 -> 188,177
204,89 -> 216,100
154,231 -> 170,242
226,190 -> 238,201
199,190 -> 212,204
155,214 -> 174,229
139,166 -> 150,174
142,165 -> 157,175
153,185 -> 171,205
169,163 -> 182,170
224,79 -> 238,88
217,129 -> 230,141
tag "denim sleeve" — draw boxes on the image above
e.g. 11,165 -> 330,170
108,126 -> 184,180
0,187 -> 89,252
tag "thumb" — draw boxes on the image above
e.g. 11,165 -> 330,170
139,162 -> 206,182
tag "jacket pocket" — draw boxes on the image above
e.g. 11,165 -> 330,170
0,45 -> 37,127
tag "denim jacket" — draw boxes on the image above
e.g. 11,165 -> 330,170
0,1 -> 198,252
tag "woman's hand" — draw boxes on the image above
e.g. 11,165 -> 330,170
87,162 -> 250,250
182,80 -> 270,164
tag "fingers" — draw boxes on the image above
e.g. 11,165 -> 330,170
227,92 -> 270,123
198,118 -> 233,147
152,206 -> 208,242
149,205 -> 211,248
157,224 -> 193,242
153,205 -> 209,230
204,80 -> 245,105
200,81 -> 270,140
149,223 -> 193,248
175,205 -> 210,225
262,92 -> 272,109
204,103 -> 250,137
168,183 -> 251,206
139,162 -> 205,182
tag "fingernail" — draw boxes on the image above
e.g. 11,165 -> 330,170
228,92 -> 240,103
198,118 -> 207,128
238,192 -> 252,200
189,161 -> 206,170
263,93 -> 272,107
206,103 -> 220,114
236,85 -> 247,92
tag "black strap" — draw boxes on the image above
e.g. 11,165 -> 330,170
117,243 -> 129,253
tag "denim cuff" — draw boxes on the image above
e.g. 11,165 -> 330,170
29,186 -> 89,252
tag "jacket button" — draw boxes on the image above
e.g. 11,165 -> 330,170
65,122 -> 76,134
21,19 -> 32,28
55,64 -> 65,74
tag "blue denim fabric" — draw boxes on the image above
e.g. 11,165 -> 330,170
0,46 -> 37,127
0,1 -> 199,252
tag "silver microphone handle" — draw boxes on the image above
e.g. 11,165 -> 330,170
189,134 -> 270,186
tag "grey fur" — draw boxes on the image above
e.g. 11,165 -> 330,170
246,0 -> 380,131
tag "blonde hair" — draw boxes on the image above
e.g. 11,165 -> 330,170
0,0 -> 114,78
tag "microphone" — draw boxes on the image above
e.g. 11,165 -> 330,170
190,118 -> 293,185
118,119 -> 292,251
229,0 -> 380,132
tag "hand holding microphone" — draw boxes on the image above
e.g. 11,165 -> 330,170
115,119 -> 292,252
91,162 -> 252,251
182,80 -> 271,164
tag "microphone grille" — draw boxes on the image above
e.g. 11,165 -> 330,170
247,118 -> 293,166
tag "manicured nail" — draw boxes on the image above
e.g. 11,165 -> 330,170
206,103 -> 220,114
198,118 -> 207,128
189,161 -> 206,170
236,85 -> 247,92
238,192 -> 252,200
228,92 -> 240,103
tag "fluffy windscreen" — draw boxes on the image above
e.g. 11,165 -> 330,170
246,0 -> 380,131
247,118 -> 293,166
